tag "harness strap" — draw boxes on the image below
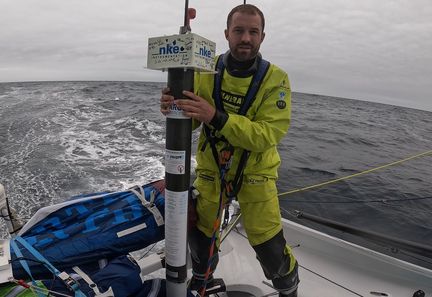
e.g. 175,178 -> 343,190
213,54 -> 270,116
205,54 -> 270,198
213,55 -> 225,112
11,236 -> 86,297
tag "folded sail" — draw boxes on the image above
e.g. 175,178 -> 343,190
10,180 -> 166,280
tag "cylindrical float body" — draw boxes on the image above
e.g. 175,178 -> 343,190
165,68 -> 194,296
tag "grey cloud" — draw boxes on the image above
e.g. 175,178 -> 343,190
0,0 -> 431,111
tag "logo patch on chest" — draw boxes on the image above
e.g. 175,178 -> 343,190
220,90 -> 244,113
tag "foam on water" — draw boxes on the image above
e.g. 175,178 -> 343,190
0,82 -> 431,265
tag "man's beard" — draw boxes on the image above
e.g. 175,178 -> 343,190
231,43 -> 259,61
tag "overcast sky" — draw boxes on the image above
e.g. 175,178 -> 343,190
1,0 -> 431,111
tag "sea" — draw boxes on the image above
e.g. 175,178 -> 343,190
1,81 -> 431,268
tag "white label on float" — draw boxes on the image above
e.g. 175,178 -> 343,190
165,149 -> 186,175
165,189 -> 188,267
166,103 -> 189,120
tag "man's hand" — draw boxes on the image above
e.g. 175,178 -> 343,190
160,87 -> 174,116
174,91 -> 216,124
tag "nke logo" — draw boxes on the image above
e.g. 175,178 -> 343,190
198,46 -> 212,58
159,40 -> 185,55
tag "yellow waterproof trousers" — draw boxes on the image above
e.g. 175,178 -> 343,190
193,171 -> 296,270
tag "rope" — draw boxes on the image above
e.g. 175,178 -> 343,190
281,195 -> 432,204
198,170 -> 227,297
261,262 -> 366,297
9,278 -> 73,297
278,149 -> 432,198
295,265 -> 364,297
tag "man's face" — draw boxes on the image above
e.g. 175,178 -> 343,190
225,12 -> 265,61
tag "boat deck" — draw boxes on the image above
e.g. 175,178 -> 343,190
214,218 -> 432,297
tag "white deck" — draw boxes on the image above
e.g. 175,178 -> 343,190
214,218 -> 432,297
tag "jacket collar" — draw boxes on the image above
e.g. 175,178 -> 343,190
223,50 -> 262,78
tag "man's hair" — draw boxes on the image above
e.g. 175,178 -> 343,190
227,4 -> 265,31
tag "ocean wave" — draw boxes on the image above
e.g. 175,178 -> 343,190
1,82 -> 431,249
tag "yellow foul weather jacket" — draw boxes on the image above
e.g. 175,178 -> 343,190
192,55 -> 291,244
193,55 -> 291,201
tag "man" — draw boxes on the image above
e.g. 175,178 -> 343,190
160,4 -> 299,297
